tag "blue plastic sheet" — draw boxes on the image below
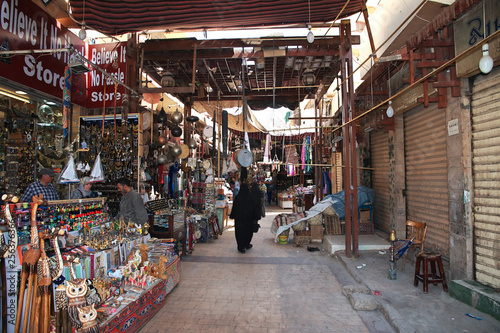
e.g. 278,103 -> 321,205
322,186 -> 375,220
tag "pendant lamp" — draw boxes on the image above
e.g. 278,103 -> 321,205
157,107 -> 168,124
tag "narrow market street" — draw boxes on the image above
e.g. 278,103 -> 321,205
139,205 -> 394,333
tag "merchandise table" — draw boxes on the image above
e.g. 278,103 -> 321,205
101,256 -> 181,333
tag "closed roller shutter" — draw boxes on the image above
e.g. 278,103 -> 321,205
471,66 -> 500,289
404,103 -> 449,256
371,130 -> 390,232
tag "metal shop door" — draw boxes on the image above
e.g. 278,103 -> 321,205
471,66 -> 500,289
404,103 -> 449,256
371,129 -> 390,232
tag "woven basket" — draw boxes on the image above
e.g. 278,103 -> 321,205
307,213 -> 323,226
324,214 -> 342,235
323,205 -> 336,216
291,220 -> 307,232
294,229 -> 311,245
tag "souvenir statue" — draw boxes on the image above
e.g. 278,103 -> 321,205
35,230 -> 53,333
51,228 -> 65,281
66,257 -> 89,330
139,243 -> 149,265
77,304 -> 100,333
55,285 -> 71,333
85,279 -> 102,306
15,194 -> 44,333
143,221 -> 150,235
159,255 -> 168,280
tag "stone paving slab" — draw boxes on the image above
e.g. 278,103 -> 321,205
138,206 -> 393,333
336,250 -> 500,333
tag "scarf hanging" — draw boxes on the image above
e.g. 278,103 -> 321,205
63,66 -> 71,138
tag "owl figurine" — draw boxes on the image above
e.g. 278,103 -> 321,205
77,304 -> 100,333
66,279 -> 88,329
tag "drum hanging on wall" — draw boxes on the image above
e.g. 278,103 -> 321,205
237,149 -> 253,168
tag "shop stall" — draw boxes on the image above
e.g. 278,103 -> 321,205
1,197 -> 180,333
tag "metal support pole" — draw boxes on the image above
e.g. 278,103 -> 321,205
340,20 -> 352,258
347,24 -> 359,257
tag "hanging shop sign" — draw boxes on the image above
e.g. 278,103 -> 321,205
0,0 -> 86,105
454,0 -> 500,77
87,42 -> 127,108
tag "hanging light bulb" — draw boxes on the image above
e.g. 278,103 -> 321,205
386,101 -> 394,118
307,25 -> 314,44
479,44 -> 494,74
78,26 -> 86,40
478,0 -> 493,74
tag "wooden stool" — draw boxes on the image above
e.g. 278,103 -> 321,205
413,252 -> 448,293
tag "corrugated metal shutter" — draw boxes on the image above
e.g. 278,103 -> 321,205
404,104 -> 449,256
371,130 -> 390,232
471,66 -> 500,289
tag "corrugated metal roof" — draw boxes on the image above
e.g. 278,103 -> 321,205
69,0 -> 362,35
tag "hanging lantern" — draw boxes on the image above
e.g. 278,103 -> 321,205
188,139 -> 198,150
171,109 -> 183,124
157,154 -> 168,164
302,69 -> 316,86
157,107 -> 168,123
171,144 -> 182,157
158,135 -> 168,145
171,126 -> 182,137
161,72 -> 175,87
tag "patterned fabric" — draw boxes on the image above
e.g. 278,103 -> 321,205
21,180 -> 59,202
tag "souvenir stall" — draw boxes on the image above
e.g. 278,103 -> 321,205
0,194 -> 181,333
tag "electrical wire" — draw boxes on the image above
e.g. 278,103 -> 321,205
268,28 -> 500,133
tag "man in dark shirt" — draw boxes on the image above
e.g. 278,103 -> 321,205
116,178 -> 148,225
21,168 -> 60,202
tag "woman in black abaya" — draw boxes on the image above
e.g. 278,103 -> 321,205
230,182 -> 256,253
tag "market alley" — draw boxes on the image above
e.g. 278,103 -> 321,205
138,205 -> 394,333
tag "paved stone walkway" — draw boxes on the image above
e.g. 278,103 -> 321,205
139,205 -> 393,333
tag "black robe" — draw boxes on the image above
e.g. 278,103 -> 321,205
230,183 -> 257,251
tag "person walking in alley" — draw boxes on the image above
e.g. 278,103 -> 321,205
230,168 -> 259,253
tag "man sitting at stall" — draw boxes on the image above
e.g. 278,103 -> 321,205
21,168 -> 60,202
116,178 -> 149,226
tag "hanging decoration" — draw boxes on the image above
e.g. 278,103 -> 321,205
89,153 -> 105,183
59,154 -> 80,184
301,135 -> 311,173
63,65 -> 71,138
263,133 -> 271,163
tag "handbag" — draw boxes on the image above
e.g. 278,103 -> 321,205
252,221 -> 261,233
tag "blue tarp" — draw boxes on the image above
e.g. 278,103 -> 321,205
322,186 -> 375,220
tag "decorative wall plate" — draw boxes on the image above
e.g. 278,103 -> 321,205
179,144 -> 189,159
202,159 -> 211,170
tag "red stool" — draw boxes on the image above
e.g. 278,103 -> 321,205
413,252 -> 448,293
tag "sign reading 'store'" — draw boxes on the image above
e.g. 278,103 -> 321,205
0,0 -> 85,105
87,42 -> 127,109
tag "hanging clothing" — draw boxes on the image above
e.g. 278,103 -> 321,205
323,171 -> 332,195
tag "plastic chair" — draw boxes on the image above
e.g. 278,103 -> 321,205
401,221 -> 427,271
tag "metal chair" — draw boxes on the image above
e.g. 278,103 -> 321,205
401,220 -> 427,271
